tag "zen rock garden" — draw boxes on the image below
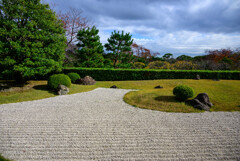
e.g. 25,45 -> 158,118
55,75 -> 96,95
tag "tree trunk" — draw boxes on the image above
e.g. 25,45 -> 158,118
14,72 -> 27,86
113,59 -> 117,68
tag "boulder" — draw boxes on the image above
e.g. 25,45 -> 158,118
190,93 -> 213,111
0,83 -> 11,92
154,85 -> 163,89
110,85 -> 117,88
195,74 -> 200,80
57,84 -> 69,95
76,76 -> 96,85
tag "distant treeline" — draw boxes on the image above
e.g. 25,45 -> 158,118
1,1 -> 239,83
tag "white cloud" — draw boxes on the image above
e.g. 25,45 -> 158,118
45,0 -> 240,56
132,30 -> 240,56
99,24 -> 240,56
189,0 -> 214,13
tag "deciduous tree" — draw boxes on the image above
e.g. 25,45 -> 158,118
57,7 -> 90,46
203,48 -> 240,70
131,43 -> 161,64
131,42 -> 152,62
57,7 -> 91,66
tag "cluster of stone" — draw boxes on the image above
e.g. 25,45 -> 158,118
76,76 -> 96,85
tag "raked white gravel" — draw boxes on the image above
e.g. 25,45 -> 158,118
0,88 -> 239,160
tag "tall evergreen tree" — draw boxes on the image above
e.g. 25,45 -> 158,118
76,26 -> 104,68
104,30 -> 133,68
0,0 -> 66,82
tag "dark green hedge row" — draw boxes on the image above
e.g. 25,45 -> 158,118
62,68 -> 240,80
1,68 -> 239,80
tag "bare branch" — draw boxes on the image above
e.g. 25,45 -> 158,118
57,7 -> 92,45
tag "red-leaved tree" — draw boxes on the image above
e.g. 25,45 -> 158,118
58,7 -> 91,46
56,7 -> 92,66
206,49 -> 232,63
131,42 -> 160,63
203,48 -> 240,70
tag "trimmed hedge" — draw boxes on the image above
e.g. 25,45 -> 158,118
48,74 -> 71,90
63,68 -> 240,81
67,72 -> 80,83
173,85 -> 194,101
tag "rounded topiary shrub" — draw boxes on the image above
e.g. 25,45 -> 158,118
132,62 -> 146,69
147,61 -> 172,69
48,74 -> 71,90
173,85 -> 194,101
67,73 -> 80,83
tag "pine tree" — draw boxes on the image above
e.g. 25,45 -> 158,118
76,26 -> 104,68
104,30 -> 133,68
0,0 -> 66,82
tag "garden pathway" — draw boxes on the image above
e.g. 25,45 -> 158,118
0,88 -> 239,160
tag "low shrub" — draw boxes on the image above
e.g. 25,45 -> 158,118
132,62 -> 146,69
48,74 -> 71,90
173,61 -> 198,70
173,85 -> 194,101
67,72 -> 80,83
147,61 -> 172,69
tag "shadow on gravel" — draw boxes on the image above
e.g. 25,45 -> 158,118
33,85 -> 57,95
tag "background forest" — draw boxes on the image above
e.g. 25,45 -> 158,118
58,7 -> 240,71
0,0 -> 239,82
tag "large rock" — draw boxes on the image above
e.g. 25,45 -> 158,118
0,83 -> 11,92
57,84 -> 69,95
190,93 -> 213,111
195,74 -> 200,80
76,76 -> 96,85
110,85 -> 117,88
154,85 -> 163,89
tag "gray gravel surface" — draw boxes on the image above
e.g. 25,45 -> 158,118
0,88 -> 239,161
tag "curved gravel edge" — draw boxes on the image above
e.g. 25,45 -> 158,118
0,88 -> 239,160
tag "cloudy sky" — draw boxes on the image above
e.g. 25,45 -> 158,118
45,0 -> 240,57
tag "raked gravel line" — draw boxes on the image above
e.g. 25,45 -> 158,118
0,88 -> 239,161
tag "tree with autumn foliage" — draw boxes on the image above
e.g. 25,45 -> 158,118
203,48 -> 240,70
173,61 -> 198,70
57,7 -> 91,66
104,30 -> 133,68
131,42 -> 160,64
57,7 -> 90,46
131,42 -> 151,63
231,48 -> 240,70
147,61 -> 172,69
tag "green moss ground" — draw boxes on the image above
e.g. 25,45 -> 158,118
0,79 -> 239,113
